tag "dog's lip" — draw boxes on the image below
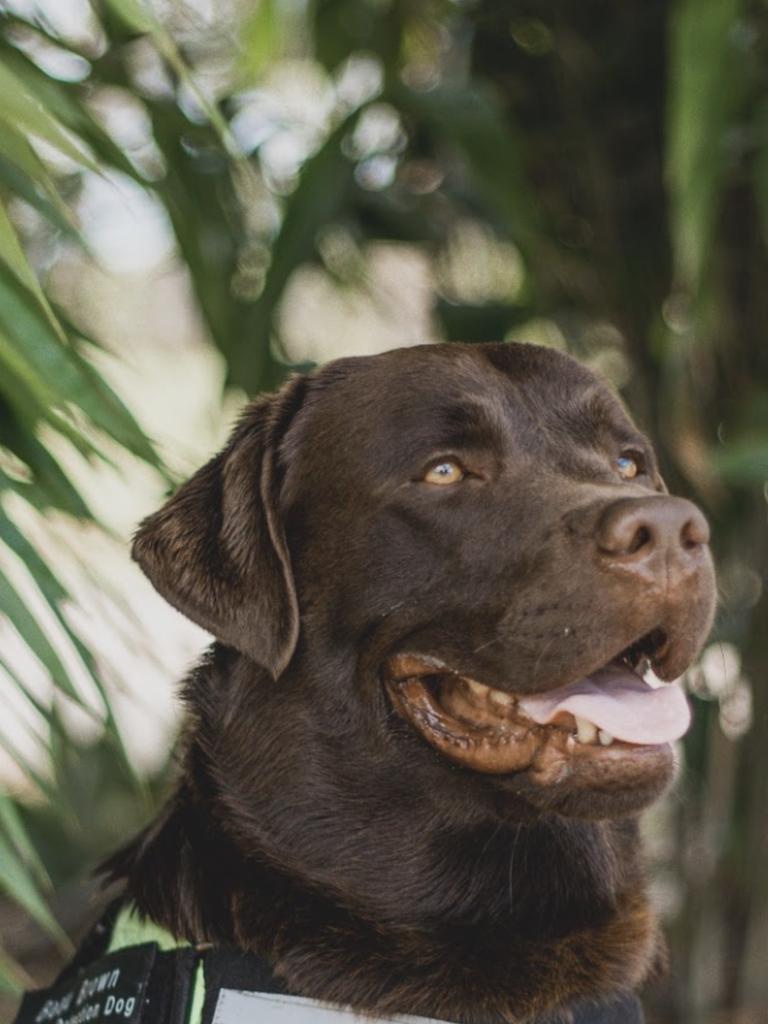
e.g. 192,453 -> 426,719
383,642 -> 690,779
385,627 -> 671,689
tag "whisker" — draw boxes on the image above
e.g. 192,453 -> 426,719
531,632 -> 559,678
473,635 -> 501,655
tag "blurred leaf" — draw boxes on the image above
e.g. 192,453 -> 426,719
148,104 -> 243,361
0,665 -> 50,731
313,0 -> 399,71
712,439 -> 768,481
0,272 -> 160,466
64,341 -> 161,467
102,0 -> 246,165
239,0 -> 281,82
752,97 -> 768,249
0,510 -> 107,701
0,198 -> 65,337
0,58 -> 97,171
0,948 -> 28,994
0,796 -> 49,887
394,84 -> 545,255
0,122 -> 71,223
0,407 -> 91,518
101,0 -> 153,33
0,658 -> 56,796
666,0 -> 747,288
0,508 -> 143,794
0,569 -> 91,711
0,155 -> 73,236
230,115 -> 358,391
0,324 -> 87,454
0,831 -> 66,944
0,39 -> 141,181
435,298 -> 534,343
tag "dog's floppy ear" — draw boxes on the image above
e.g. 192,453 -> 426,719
132,376 -> 306,677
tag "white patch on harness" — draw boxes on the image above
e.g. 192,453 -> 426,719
213,990 -> 437,1024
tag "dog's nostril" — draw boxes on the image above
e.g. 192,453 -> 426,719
681,512 -> 710,549
627,524 -> 652,556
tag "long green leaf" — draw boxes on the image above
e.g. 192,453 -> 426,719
0,567 -> 95,712
0,649 -> 51,724
0,510 -> 111,704
67,340 -> 162,467
0,59 -> 97,170
752,97 -> 768,257
0,832 -> 66,944
0,795 -> 49,886
0,409 -> 91,519
0,324 -> 74,427
0,155 -> 73,236
0,121 -> 71,220
148,104 -> 243,361
0,507 -> 144,791
0,198 -> 65,338
666,0 -> 747,288
0,659 -> 56,796
0,945 -> 29,994
238,0 -> 282,83
100,0 -> 153,33
0,274 -> 156,465
0,39 -> 142,182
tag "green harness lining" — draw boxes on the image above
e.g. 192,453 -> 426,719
107,906 -> 206,1024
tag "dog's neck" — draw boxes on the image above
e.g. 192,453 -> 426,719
114,646 -> 660,1022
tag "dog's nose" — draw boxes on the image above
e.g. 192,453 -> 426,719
596,496 -> 710,580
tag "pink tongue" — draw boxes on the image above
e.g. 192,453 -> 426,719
517,665 -> 691,745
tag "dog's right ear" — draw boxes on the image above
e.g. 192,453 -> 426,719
132,375 -> 306,678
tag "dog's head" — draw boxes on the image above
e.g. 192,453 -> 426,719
134,343 -> 716,820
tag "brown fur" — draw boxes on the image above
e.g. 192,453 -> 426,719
105,343 -> 715,1023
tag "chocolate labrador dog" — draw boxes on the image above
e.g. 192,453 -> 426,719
108,342 -> 715,1023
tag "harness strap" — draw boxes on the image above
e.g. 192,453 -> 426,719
13,903 -> 645,1024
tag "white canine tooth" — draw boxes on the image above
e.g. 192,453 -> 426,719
466,679 -> 490,699
491,689 -> 514,707
575,716 -> 598,745
599,730 -> 614,747
644,667 -> 664,689
566,735 -> 576,753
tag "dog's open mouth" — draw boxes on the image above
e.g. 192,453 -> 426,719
384,629 -> 691,783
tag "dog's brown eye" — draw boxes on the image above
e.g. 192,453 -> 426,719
617,453 -> 641,480
424,460 -> 465,485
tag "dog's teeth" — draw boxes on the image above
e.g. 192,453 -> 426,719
491,689 -> 514,707
575,716 -> 598,745
566,734 -> 576,753
466,679 -> 490,699
598,730 -> 614,746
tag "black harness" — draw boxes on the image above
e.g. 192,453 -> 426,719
13,902 -> 644,1024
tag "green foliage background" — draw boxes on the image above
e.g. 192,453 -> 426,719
0,1 -> 766,1021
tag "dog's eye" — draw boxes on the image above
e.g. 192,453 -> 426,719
423,460 -> 465,485
617,452 -> 643,480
